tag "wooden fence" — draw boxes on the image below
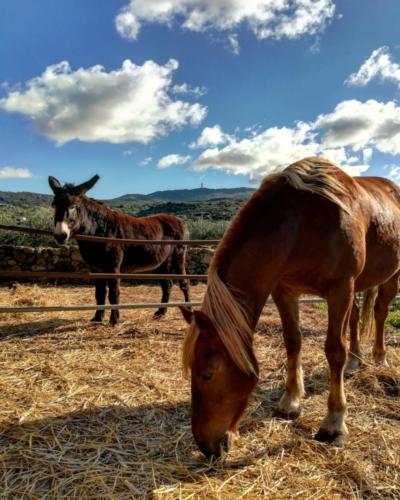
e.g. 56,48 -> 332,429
0,224 -> 329,315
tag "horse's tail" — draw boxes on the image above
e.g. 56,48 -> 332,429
360,287 -> 379,339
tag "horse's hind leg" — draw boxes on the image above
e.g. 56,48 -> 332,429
316,280 -> 353,446
272,287 -> 304,419
345,299 -> 363,373
373,273 -> 398,366
153,279 -> 173,319
91,279 -> 107,323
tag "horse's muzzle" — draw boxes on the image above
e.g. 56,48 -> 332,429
197,433 -> 230,460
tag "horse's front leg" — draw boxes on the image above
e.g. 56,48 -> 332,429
108,278 -> 120,326
91,278 -> 107,323
272,287 -> 304,419
316,281 -> 353,446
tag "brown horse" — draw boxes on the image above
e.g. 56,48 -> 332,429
181,157 -> 400,458
48,175 -> 190,325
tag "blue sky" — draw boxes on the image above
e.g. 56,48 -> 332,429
1,0 -> 400,198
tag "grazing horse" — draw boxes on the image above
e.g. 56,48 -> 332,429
181,157 -> 400,458
48,175 -> 190,325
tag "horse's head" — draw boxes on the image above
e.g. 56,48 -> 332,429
48,175 -> 100,244
181,308 -> 258,459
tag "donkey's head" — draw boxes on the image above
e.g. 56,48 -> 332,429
48,175 -> 100,243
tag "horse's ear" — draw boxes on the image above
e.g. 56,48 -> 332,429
75,175 -> 100,195
179,306 -> 194,325
48,176 -> 62,194
193,311 -> 215,334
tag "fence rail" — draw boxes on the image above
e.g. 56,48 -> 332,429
0,297 -> 331,314
1,223 -> 388,317
0,224 -> 219,246
0,271 -> 208,281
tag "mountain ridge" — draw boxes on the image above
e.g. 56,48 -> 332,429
0,186 -> 255,206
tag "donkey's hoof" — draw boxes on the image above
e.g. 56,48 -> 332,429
90,317 -> 103,324
315,428 -> 348,447
274,407 -> 301,420
153,309 -> 166,320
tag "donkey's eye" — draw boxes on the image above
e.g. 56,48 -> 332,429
201,372 -> 214,382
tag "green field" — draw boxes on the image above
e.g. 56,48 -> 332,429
0,198 -> 236,247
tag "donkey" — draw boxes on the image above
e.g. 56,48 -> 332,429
181,157 -> 400,458
48,175 -> 191,325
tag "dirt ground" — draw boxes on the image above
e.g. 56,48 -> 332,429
0,283 -> 399,498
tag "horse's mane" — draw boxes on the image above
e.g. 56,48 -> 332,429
182,262 -> 256,377
183,157 -> 353,376
266,157 -> 353,215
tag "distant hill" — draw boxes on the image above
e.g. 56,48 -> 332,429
0,191 -> 53,206
0,186 -> 255,207
136,199 -> 247,220
146,187 -> 254,202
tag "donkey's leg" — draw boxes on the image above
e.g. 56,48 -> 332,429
316,281 -> 353,446
153,279 -> 173,319
345,299 -> 363,373
272,288 -> 304,419
108,278 -> 121,326
91,279 -> 107,323
172,245 -> 191,306
373,273 -> 398,366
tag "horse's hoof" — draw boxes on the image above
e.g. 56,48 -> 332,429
345,356 -> 363,376
315,428 -> 348,447
274,407 -> 301,420
374,356 -> 389,367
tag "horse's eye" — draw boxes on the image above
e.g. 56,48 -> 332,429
201,372 -> 213,382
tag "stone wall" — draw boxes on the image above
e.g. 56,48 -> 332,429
0,244 -> 213,279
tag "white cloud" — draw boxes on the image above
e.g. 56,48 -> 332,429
192,122 -> 368,180
228,34 -> 240,55
116,0 -> 336,52
315,99 -> 400,155
140,156 -> 153,166
0,60 -> 207,145
157,154 -> 191,169
0,166 -> 32,179
123,149 -> 134,156
172,83 -> 206,97
384,164 -> 400,183
190,124 -> 232,148
188,98 -> 400,180
346,46 -> 400,88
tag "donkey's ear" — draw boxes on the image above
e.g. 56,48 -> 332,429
48,176 -> 62,194
75,175 -> 100,195
179,306 -> 194,325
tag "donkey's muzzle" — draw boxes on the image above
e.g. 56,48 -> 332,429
54,232 -> 68,244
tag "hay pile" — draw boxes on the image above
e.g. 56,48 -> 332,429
0,284 -> 399,498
